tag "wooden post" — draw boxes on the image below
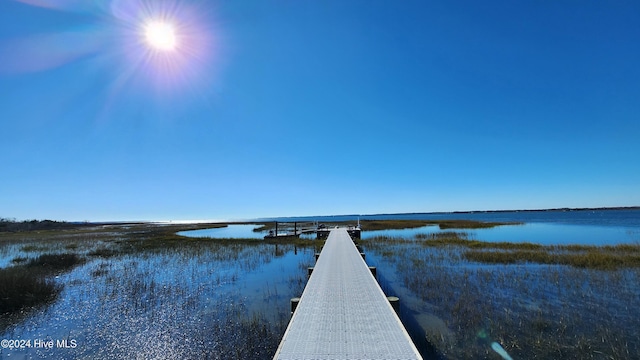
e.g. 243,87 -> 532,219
387,296 -> 400,315
291,297 -> 300,314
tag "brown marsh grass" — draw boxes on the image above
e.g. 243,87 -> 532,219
360,219 -> 520,231
0,223 -> 316,358
413,231 -> 640,270
363,232 -> 640,359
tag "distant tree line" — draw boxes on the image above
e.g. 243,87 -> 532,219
0,218 -> 80,232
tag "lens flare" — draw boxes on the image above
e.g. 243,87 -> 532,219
491,342 -> 514,360
144,21 -> 176,51
4,0 -> 224,104
111,0 -> 220,94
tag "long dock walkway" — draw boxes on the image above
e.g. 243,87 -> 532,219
273,228 -> 422,360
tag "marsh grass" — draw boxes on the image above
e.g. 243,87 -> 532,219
395,232 -> 640,270
0,252 -> 85,318
464,248 -> 640,269
415,232 -> 541,249
360,219 -> 520,231
363,233 -> 640,359
1,221 -> 632,359
26,253 -> 84,272
436,220 -> 522,229
0,222 -> 320,358
88,247 -> 119,258
10,256 -> 28,264
0,266 -> 59,314
70,238 -> 306,358
20,244 -> 48,252
102,223 -> 322,255
259,219 -> 520,232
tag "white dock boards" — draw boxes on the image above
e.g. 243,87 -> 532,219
273,229 -> 422,360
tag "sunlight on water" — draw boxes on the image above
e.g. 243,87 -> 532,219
0,242 -> 314,359
491,342 -> 514,360
2,211 -> 638,358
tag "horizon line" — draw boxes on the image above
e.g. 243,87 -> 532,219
4,205 -> 639,224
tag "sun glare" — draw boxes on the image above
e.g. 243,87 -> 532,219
111,0 -> 218,93
144,21 -> 177,51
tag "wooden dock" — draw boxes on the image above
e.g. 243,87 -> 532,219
264,222 -> 317,239
273,228 -> 422,360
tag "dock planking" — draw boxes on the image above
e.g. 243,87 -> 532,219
273,228 -> 422,360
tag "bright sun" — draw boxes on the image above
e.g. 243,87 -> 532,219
144,21 -> 177,51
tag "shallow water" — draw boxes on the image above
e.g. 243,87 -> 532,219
177,224 -> 265,239
363,223 -> 639,245
2,212 -> 639,358
0,242 -> 314,359
467,222 -> 639,245
184,220 -> 640,245
362,239 -> 640,359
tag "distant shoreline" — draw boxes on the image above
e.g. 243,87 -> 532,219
3,206 -> 638,227
288,206 -> 640,219
430,206 -> 639,215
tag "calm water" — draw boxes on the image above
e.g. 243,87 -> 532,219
363,223 -> 640,245
2,209 -> 638,358
181,210 -> 640,245
179,224 -> 316,240
275,209 -> 640,245
268,209 -> 640,227
177,224 -> 265,239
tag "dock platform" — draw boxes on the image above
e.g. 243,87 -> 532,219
273,228 -> 422,360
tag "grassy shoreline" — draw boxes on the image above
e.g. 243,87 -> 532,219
2,222 -> 639,358
375,232 -> 640,270
248,219 -> 522,232
362,232 -> 640,359
0,222 -> 321,319
0,223 -> 314,357
361,219 -> 522,230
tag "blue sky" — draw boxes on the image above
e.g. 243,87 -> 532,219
1,0 -> 639,222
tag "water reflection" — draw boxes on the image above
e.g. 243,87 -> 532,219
180,224 -> 318,241
179,222 -> 639,245
468,223 -> 635,245
363,223 -> 637,245
178,224 -> 265,239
